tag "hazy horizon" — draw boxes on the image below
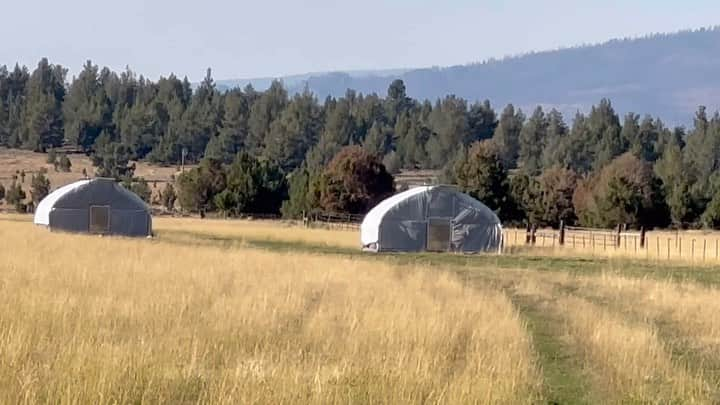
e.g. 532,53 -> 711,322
2,0 -> 719,81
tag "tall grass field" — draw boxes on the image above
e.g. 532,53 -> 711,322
3,215 -> 720,403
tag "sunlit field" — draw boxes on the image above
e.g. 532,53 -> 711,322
155,216 -> 360,250
5,214 -> 720,403
0,217 -> 540,404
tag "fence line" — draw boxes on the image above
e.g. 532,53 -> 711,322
502,225 -> 720,263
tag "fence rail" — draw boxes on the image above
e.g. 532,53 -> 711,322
503,221 -> 720,263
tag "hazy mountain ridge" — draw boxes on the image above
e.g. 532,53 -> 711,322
220,27 -> 720,125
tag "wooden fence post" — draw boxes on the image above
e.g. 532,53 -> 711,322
531,225 -> 537,245
640,227 -> 646,249
525,223 -> 531,245
616,224 -> 622,248
559,221 -> 565,246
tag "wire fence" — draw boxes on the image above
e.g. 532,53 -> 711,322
502,225 -> 720,264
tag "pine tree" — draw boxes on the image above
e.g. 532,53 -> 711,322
22,58 -> 66,152
204,89 -> 249,163
491,104 -> 524,169
466,100 -> 497,144
264,89 -> 321,172
385,79 -> 412,124
425,96 -> 469,169
91,132 -> 136,180
179,68 -> 220,162
362,121 -> 389,157
0,65 -> 29,148
247,80 -> 287,155
685,107 -> 720,195
281,163 -> 326,219
307,98 -> 355,168
518,106 -> 547,175
541,109 -> 568,170
620,113 -> 640,155
454,141 -> 514,218
590,99 -> 624,170
634,115 -> 660,162
63,60 -> 110,151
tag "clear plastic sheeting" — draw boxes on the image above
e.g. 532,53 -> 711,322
33,178 -> 152,237
34,180 -> 90,225
360,186 -> 502,253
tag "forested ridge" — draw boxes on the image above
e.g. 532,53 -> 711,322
2,58 -> 720,229
225,27 -> 720,126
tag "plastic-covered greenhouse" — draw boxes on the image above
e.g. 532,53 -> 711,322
360,186 -> 502,253
34,178 -> 152,237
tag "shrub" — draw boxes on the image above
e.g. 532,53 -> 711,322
30,172 -> 51,204
160,183 -> 177,211
124,178 -> 151,203
5,182 -> 26,213
319,146 -> 394,215
57,154 -> 72,172
573,153 -> 668,228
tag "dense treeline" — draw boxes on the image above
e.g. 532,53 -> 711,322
1,59 -> 720,228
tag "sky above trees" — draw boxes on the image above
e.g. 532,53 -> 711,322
2,0 -> 718,81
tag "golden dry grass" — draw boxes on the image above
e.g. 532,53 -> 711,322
9,214 -> 720,403
555,295 -> 707,402
555,273 -> 720,366
0,218 -> 541,404
494,268 -> 720,402
155,217 -> 360,250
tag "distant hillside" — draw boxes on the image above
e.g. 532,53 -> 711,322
223,28 -> 720,125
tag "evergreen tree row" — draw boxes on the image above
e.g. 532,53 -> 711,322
2,59 -> 720,228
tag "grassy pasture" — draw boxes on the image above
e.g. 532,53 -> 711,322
0,217 -> 541,404
3,214 -> 720,403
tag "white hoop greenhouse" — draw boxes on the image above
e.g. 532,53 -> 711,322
360,185 -> 502,253
34,178 -> 152,237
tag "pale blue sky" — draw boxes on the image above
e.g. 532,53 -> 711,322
2,0 -> 717,81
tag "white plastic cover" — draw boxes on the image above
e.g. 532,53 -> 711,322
33,180 -> 91,225
360,186 -> 428,246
